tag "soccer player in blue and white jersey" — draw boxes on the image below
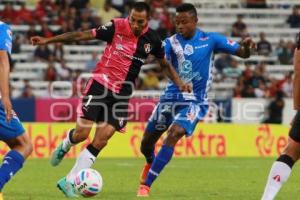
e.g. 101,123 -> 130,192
137,3 -> 255,197
0,21 -> 32,197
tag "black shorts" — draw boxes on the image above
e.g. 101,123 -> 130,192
80,79 -> 129,131
289,110 -> 300,142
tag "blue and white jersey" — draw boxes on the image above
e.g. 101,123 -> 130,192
0,21 -> 12,55
161,29 -> 240,103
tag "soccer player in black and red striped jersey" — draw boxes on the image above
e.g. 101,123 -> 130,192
31,2 -> 191,198
262,33 -> 300,200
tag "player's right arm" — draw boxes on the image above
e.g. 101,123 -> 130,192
31,21 -> 115,45
293,33 -> 300,110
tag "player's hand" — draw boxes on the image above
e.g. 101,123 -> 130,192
30,36 -> 49,46
241,37 -> 256,49
2,97 -> 12,122
179,83 -> 192,93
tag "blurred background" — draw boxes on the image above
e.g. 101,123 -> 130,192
1,0 -> 300,126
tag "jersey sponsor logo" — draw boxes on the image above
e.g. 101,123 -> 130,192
195,44 -> 208,49
116,43 -> 123,50
227,39 -> 236,46
144,43 -> 151,54
199,37 -> 209,41
183,44 -> 194,56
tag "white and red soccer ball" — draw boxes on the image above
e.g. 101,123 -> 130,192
74,168 -> 103,197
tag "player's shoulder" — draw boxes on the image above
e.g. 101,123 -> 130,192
145,28 -> 162,43
0,21 -> 11,32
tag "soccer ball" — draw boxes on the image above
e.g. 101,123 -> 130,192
74,168 -> 103,197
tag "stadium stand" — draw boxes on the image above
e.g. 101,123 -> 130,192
0,0 -> 299,100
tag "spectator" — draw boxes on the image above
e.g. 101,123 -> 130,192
85,51 -> 99,71
287,6 -> 300,28
246,0 -> 267,8
281,72 -> 293,97
98,0 -> 121,24
0,3 -> 15,24
263,90 -> 285,124
223,59 -> 242,79
20,80 -> 35,98
257,32 -> 272,56
231,15 -> 248,37
12,35 -> 22,54
16,3 -> 34,24
53,43 -> 64,61
44,62 -> 57,81
34,45 -> 52,61
214,54 -> 233,73
277,41 -> 294,64
39,22 -> 53,38
111,0 -> 127,14
56,60 -> 72,80
74,8 -> 96,30
26,25 -> 39,42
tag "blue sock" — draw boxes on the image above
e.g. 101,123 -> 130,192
144,145 -> 174,187
0,150 -> 25,191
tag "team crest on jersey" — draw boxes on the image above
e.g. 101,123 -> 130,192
184,44 -> 194,56
227,39 -> 236,46
6,29 -> 12,40
144,43 -> 151,54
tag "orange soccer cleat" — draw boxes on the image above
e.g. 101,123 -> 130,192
139,163 -> 151,184
137,184 -> 150,197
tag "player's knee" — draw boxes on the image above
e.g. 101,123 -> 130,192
140,142 -> 154,156
18,134 -> 33,158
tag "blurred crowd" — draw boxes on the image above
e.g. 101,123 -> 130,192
0,0 -> 299,104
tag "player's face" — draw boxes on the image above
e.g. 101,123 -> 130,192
175,12 -> 197,39
128,9 -> 148,37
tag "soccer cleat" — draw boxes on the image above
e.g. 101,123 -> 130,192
50,143 -> 70,166
137,184 -> 150,197
139,163 -> 151,184
0,192 -> 3,200
57,177 -> 78,198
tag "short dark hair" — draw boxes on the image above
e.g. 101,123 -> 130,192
131,2 -> 151,16
176,3 -> 197,17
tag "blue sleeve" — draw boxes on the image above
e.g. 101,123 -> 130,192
0,25 -> 12,54
163,38 -> 172,61
212,33 -> 240,55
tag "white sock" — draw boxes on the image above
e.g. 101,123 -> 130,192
261,161 -> 292,200
66,148 -> 96,183
62,129 -> 75,151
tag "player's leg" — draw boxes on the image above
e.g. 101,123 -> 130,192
65,122 -> 116,182
139,103 -> 171,184
0,110 -> 33,192
261,110 -> 300,200
56,121 -> 112,198
138,103 -> 208,197
50,118 -> 93,166
51,79 -> 100,166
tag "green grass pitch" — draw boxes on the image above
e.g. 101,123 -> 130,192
3,158 -> 300,200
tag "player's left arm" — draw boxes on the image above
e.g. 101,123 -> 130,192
213,33 -> 255,58
152,37 -> 191,92
235,37 -> 256,58
157,58 -> 191,92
